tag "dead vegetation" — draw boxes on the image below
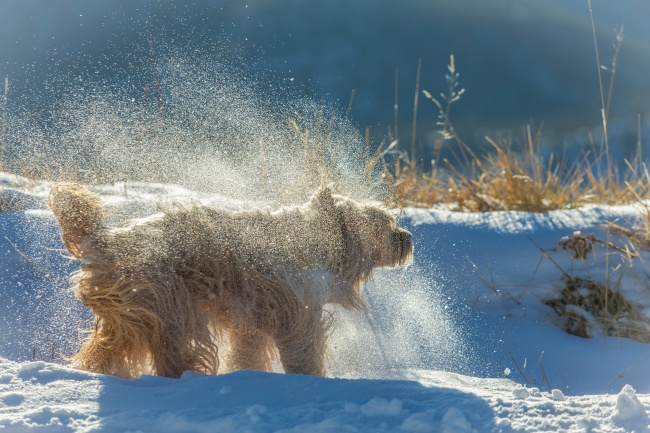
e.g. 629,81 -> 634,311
547,230 -> 650,344
372,24 -> 643,212
558,232 -> 636,260
545,275 -> 650,342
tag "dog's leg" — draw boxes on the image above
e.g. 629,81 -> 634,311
274,309 -> 327,376
149,326 -> 194,378
74,324 -> 132,378
227,327 -> 274,372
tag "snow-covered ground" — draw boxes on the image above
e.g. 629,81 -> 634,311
2,173 -> 650,432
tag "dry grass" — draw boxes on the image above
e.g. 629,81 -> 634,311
374,42 -> 648,212
545,230 -> 650,344
558,232 -> 635,260
545,275 -> 650,343
376,122 -> 650,212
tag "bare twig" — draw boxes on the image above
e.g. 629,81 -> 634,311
509,352 -> 531,385
345,89 -> 356,121
411,59 -> 422,162
467,256 -> 500,296
605,357 -> 644,391
527,235 -> 570,279
537,351 -> 552,390
587,0 -> 609,157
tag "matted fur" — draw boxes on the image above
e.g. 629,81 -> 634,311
48,183 -> 413,379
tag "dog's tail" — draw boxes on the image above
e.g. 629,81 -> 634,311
48,183 -> 107,259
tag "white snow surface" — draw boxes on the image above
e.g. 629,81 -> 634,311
2,173 -> 650,432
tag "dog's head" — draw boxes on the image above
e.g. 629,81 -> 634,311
343,203 -> 413,269
310,188 -> 413,269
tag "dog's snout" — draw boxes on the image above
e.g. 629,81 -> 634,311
397,229 -> 412,247
392,228 -> 413,266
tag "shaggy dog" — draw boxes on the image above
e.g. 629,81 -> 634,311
48,183 -> 413,379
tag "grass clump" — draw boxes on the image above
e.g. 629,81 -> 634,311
546,231 -> 650,344
545,275 -> 650,343
378,16 -> 630,213
379,121 -> 648,212
378,25 -> 645,212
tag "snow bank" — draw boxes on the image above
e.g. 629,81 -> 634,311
2,177 -> 650,431
2,358 -> 649,432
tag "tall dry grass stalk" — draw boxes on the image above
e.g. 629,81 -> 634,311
376,25 -> 647,212
588,0 -> 609,161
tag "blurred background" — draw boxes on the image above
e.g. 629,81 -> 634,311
1,0 -> 649,162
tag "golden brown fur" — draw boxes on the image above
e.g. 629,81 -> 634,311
48,183 -> 413,379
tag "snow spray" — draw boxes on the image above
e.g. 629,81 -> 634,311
5,49 -> 374,205
3,48 -> 470,376
327,263 -> 472,378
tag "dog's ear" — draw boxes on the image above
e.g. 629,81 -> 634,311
312,187 -> 336,211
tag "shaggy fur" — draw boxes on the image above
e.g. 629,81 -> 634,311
48,183 -> 413,379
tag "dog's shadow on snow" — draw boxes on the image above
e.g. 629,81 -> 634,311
93,369 -> 498,431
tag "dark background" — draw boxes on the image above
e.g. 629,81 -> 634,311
1,0 -> 649,158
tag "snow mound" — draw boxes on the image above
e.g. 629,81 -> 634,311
612,385 -> 650,432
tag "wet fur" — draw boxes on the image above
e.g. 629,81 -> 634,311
48,183 -> 413,378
